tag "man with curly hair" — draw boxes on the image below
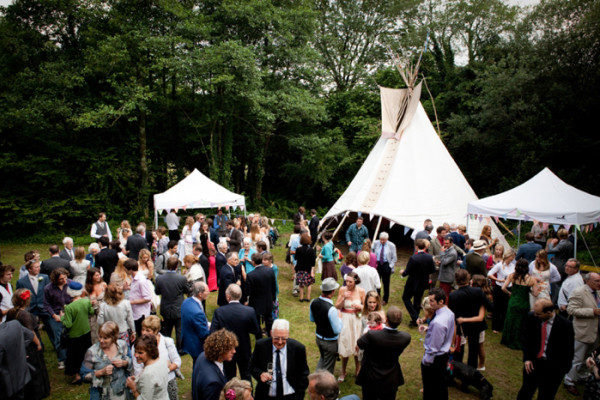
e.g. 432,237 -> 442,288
192,329 -> 239,400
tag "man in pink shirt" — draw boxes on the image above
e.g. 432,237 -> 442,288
125,258 -> 152,336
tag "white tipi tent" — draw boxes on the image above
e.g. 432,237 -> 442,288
320,75 -> 506,245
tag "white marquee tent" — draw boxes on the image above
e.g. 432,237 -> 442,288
153,168 -> 245,227
320,81 -> 506,245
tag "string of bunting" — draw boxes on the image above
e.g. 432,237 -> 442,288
468,211 -> 600,233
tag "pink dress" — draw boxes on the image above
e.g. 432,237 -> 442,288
208,256 -> 218,291
368,252 -> 377,268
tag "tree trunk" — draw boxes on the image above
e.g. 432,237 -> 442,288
139,110 -> 149,219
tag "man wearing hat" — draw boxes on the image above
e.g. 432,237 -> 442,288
309,278 -> 343,374
465,240 -> 488,277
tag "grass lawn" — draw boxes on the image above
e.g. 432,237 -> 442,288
2,238 -> 577,400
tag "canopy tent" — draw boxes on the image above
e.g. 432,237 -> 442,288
320,79 -> 507,246
153,168 -> 245,228
467,168 -> 600,258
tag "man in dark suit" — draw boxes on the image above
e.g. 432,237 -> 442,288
192,329 -> 238,400
226,220 -> 244,253
356,306 -> 411,400
448,269 -> 487,369
41,245 -> 73,277
59,237 -> 75,262
217,252 -> 239,306
465,240 -> 487,277
95,237 -> 119,284
155,256 -> 189,353
251,319 -> 309,400
401,239 -> 435,327
211,283 -> 261,380
308,209 -> 319,246
516,232 -> 543,263
517,298 -> 574,400
246,253 -> 277,335
16,259 -> 51,344
181,281 -> 210,366
126,225 -> 148,261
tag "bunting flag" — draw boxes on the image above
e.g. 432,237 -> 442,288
485,217 -> 491,224
389,221 -> 395,228
523,215 -> 531,222
270,219 -> 275,225
494,216 -> 499,223
357,211 -> 362,217
341,212 -> 345,217
478,216 -> 483,222
564,224 -> 571,232
404,226 -> 410,236
594,222 -> 598,228
553,224 -> 560,232
182,205 -> 187,210
282,220 -> 287,225
225,205 -> 230,211
515,209 -> 522,217
240,205 -> 245,211
542,223 -> 549,230
502,214 -> 507,221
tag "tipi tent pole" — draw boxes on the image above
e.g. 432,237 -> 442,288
331,213 -> 349,242
373,215 -> 383,242
154,209 -> 158,230
517,220 -> 521,248
317,216 -> 338,242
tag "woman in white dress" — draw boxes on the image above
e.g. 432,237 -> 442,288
69,247 -> 90,295
335,271 -> 365,382
529,249 -> 552,309
181,216 -> 194,256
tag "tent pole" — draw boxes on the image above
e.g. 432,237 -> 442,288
373,215 -> 383,241
154,209 -> 158,230
317,215 -> 338,242
517,220 -> 521,249
466,215 -> 470,235
331,213 -> 349,242
574,226 -> 578,259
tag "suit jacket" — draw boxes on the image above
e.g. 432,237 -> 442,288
246,265 -> 277,315
516,242 -> 543,263
227,229 -> 244,253
210,301 -> 261,359
59,249 -> 74,262
40,256 -> 73,277
309,216 -> 319,242
372,240 -> 398,268
155,272 -> 189,319
126,234 -> 148,261
95,248 -> 119,284
199,254 -> 210,282
522,312 -> 574,375
251,338 -> 309,400
448,286 -> 487,333
181,297 -> 210,359
217,264 -> 237,306
429,237 -> 444,257
465,252 -> 487,277
567,284 -> 599,343
16,274 -> 50,316
192,352 -> 227,400
356,328 -> 411,389
402,252 -> 435,292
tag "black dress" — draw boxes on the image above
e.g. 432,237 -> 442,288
7,309 -> 51,399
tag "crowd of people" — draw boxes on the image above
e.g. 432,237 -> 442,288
0,208 -> 599,400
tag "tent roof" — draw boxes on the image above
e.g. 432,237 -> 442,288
322,86 -> 505,244
154,169 -> 245,212
467,168 -> 600,225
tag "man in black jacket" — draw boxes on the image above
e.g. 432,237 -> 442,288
246,253 -> 277,335
400,239 -> 435,327
517,298 -> 574,400
155,256 -> 188,352
95,237 -> 119,284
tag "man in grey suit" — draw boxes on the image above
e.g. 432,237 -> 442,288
41,245 -> 73,277
372,232 -> 397,305
16,259 -> 51,345
59,237 -> 75,262
564,272 -> 600,395
225,220 -> 244,253
155,256 -> 188,352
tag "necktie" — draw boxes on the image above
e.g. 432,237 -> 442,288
537,321 -> 548,359
594,291 -> 599,307
275,349 -> 283,398
380,243 -> 385,263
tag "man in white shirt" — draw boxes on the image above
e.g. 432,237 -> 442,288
354,251 -> 381,294
90,212 -> 112,242
557,258 -> 584,315
165,209 -> 180,241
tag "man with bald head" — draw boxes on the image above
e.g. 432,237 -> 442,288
563,272 -> 600,395
518,298 -> 573,400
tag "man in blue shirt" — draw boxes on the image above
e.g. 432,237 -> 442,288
309,278 -> 343,374
345,217 -> 369,253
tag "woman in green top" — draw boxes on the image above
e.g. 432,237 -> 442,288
318,231 -> 338,281
62,282 -> 95,383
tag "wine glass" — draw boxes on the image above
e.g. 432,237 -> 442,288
267,362 -> 274,385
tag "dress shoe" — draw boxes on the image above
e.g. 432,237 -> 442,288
564,384 -> 580,396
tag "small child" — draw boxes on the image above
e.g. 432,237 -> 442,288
367,312 -> 384,331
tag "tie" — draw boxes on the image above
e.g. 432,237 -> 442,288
379,244 -> 385,263
275,349 -> 283,398
537,321 -> 548,359
594,291 -> 599,307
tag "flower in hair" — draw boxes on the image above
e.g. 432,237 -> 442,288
225,389 -> 236,400
20,290 -> 31,301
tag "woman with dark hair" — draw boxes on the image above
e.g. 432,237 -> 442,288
81,321 -> 131,400
44,267 -> 72,369
546,228 -> 573,278
501,259 -> 539,350
86,267 -> 106,344
294,233 -> 316,302
529,249 -> 552,309
361,239 -> 377,268
340,252 -> 357,285
7,288 -> 50,399
126,334 -> 169,400
335,271 -> 365,382
318,231 -> 338,281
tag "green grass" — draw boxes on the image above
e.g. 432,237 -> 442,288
2,237 -> 577,399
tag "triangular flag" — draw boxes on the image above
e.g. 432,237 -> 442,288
240,205 -> 245,210
594,222 -> 598,228
493,216 -> 499,223
523,215 -> 531,222
389,221 -> 395,228
182,205 -> 187,210
478,216 -> 483,222
357,211 -> 362,217
403,226 -> 409,235
485,217 -> 491,224
515,209 -> 522,217
542,223 -> 549,230
282,220 -> 287,225
270,219 -> 274,225
502,214 -> 507,221
225,205 -> 230,211
564,224 -> 571,232
553,224 -> 560,232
